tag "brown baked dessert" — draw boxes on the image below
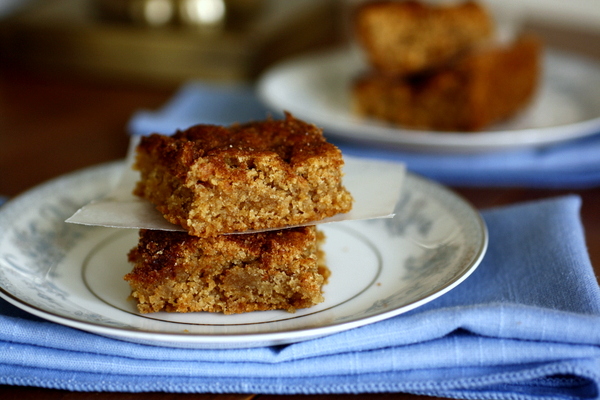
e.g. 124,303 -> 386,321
354,0 -> 494,75
352,34 -> 542,131
125,227 -> 328,314
133,113 -> 353,237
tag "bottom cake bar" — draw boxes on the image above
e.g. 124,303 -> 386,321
125,227 -> 328,314
352,34 -> 541,131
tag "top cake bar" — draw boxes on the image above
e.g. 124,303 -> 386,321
133,113 -> 353,237
354,0 -> 494,75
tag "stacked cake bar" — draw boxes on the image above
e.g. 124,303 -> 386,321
351,0 -> 542,131
124,113 -> 352,314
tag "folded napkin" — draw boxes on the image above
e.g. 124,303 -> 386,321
128,82 -> 600,188
1,195 -> 600,400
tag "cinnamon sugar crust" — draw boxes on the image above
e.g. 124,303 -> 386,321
125,227 -> 328,314
133,113 -> 353,237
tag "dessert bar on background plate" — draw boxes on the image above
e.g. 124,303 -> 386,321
257,48 -> 600,153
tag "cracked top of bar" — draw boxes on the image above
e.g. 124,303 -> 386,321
133,113 -> 353,237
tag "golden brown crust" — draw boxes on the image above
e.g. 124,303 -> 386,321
354,0 -> 494,75
125,227 -> 328,314
352,34 -> 542,131
133,113 -> 353,237
137,113 -> 337,172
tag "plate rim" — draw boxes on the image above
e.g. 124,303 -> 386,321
257,46 -> 600,153
0,162 -> 488,348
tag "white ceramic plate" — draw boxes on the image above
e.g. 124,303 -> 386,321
0,162 -> 487,348
257,47 -> 600,153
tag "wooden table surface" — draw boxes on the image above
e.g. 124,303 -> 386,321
1,24 -> 600,400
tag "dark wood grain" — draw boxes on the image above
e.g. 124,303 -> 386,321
0,385 -> 254,400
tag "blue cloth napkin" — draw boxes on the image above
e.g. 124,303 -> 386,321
128,82 -> 600,188
1,195 -> 600,399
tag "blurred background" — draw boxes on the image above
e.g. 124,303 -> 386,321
0,0 -> 346,86
0,0 -> 598,88
1,0 -> 599,197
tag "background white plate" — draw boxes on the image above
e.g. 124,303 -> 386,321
257,48 -> 600,153
0,162 -> 487,348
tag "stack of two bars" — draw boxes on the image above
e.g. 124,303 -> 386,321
352,1 -> 542,131
124,114 -> 353,315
